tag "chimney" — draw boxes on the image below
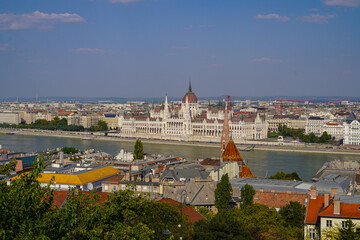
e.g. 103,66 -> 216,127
324,193 -> 329,207
125,172 -> 130,181
310,187 -> 317,199
333,199 -> 340,215
331,188 -> 338,197
60,151 -> 64,165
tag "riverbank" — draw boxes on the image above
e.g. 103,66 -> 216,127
1,128 -> 360,155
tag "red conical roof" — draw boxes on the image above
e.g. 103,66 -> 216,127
221,140 -> 243,161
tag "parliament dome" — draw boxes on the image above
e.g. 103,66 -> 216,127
182,81 -> 198,103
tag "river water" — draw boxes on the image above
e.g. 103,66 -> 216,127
1,133 -> 359,181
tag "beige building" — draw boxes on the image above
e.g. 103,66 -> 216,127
267,115 -> 307,132
0,112 -> 21,125
80,114 -> 103,128
103,113 -> 119,129
102,174 -> 161,199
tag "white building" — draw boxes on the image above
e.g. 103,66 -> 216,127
305,116 -> 325,136
343,112 -> 360,145
118,84 -> 268,142
323,123 -> 343,140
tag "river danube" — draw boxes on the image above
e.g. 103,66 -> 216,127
1,133 -> 360,181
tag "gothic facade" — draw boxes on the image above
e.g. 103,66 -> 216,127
118,84 -> 268,142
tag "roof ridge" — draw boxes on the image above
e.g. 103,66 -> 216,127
189,184 -> 205,204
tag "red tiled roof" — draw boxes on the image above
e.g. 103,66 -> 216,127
319,202 -> 360,219
53,191 -> 68,208
200,158 -> 220,167
305,196 -> 324,224
254,190 -> 308,208
53,191 -> 109,208
102,174 -> 125,183
157,198 -> 206,223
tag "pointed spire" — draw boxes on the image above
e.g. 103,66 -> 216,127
220,101 -> 230,155
188,80 -> 192,92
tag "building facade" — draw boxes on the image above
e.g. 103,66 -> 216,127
343,113 -> 360,145
118,84 -> 268,142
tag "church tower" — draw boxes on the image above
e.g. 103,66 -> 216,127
220,101 -> 230,155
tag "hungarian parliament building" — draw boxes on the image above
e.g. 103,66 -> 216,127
118,84 -> 268,142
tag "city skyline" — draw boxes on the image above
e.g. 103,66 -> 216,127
0,0 -> 359,98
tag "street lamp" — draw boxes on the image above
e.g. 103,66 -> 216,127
163,213 -> 171,236
180,189 -> 187,240
163,224 -> 171,235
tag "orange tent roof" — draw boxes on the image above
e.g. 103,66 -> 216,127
241,164 -> 254,178
221,140 -> 243,161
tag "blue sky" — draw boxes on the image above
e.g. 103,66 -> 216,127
0,0 -> 359,98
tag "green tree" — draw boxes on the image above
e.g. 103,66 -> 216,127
0,159 -> 16,179
0,155 -> 54,239
197,207 -> 214,220
97,120 -> 108,131
240,184 -> 255,209
133,139 -> 144,160
215,173 -> 233,211
193,210 -> 253,240
62,147 -> 79,154
269,171 -> 302,181
234,203 -> 299,240
279,201 -> 305,228
0,154 -> 193,239
336,220 -> 359,240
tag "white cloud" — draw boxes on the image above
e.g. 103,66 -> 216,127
323,0 -> 360,7
254,14 -> 290,22
72,48 -> 105,54
297,14 -> 336,23
0,11 -> 85,30
251,57 -> 281,63
109,0 -> 143,3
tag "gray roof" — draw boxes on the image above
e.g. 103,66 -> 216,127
104,113 -> 117,118
160,167 -> 209,182
230,178 -> 310,193
312,174 -> 350,195
346,112 -> 358,124
184,180 -> 216,205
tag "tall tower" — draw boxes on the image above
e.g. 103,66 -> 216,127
220,101 -> 230,155
164,95 -> 169,119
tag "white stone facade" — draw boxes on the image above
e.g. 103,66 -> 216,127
118,96 -> 268,142
344,119 -> 360,145
305,117 -> 325,136
323,123 -> 343,140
